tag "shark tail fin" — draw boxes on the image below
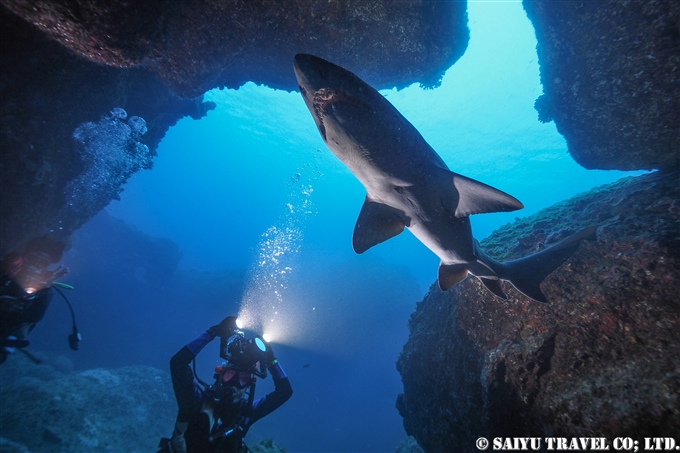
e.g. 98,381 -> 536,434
477,226 -> 598,303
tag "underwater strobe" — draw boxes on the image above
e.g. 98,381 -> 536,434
219,331 -> 268,377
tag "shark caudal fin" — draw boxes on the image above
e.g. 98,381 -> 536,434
476,226 -> 598,303
479,277 -> 508,299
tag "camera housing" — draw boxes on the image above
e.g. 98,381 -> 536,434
219,331 -> 267,374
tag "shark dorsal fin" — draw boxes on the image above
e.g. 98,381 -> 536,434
352,198 -> 407,254
445,171 -> 524,217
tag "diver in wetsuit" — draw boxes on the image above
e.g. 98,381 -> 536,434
160,316 -> 292,453
0,236 -> 69,363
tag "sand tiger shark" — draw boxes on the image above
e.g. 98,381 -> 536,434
293,53 -> 595,302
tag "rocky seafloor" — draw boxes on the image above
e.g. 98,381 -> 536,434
0,353 -> 297,453
0,352 -> 421,452
0,353 -> 176,453
397,170 -> 680,452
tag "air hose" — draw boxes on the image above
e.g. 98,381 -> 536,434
52,283 -> 81,351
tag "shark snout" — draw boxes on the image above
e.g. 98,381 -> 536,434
294,54 -> 326,75
293,54 -> 316,95
294,53 -> 339,93
293,53 -> 316,69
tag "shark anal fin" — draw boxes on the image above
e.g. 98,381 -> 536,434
480,278 -> 508,300
352,198 -> 406,254
442,170 -> 523,217
438,262 -> 469,291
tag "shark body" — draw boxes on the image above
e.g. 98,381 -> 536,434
293,54 -> 595,302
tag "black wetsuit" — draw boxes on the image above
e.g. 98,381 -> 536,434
169,332 -> 292,453
0,275 -> 53,363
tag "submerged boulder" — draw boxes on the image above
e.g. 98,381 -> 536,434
0,355 -> 292,453
524,0 -> 680,171
397,170 -> 680,452
0,353 -> 176,452
249,438 -> 289,453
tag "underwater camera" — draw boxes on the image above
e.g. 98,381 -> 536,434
220,331 -> 268,375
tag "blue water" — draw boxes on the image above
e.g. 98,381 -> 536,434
31,2 -> 642,452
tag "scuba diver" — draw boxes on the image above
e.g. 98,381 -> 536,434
159,316 -> 292,453
0,235 -> 79,364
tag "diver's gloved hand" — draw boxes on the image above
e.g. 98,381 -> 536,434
262,341 -> 276,367
207,316 -> 239,339
262,342 -> 287,381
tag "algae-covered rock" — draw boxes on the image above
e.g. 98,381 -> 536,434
524,0 -> 680,171
0,353 -> 176,452
0,437 -> 31,453
0,8 -> 214,257
395,436 -> 425,453
249,438 -> 288,453
0,0 -> 468,96
397,171 -> 680,452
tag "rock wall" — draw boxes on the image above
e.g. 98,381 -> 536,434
0,0 -> 469,97
397,171 -> 680,452
0,7 -> 215,256
525,0 -> 680,171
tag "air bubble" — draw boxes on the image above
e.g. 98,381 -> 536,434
110,107 -> 127,120
66,108 -> 151,218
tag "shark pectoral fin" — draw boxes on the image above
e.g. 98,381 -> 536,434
479,278 -> 508,300
437,262 -> 469,291
445,171 -> 524,217
352,199 -> 406,254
